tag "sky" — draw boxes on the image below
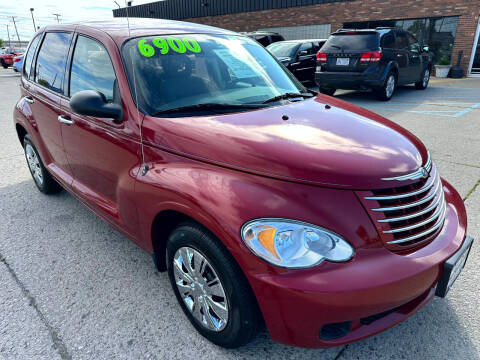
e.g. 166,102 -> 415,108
0,0 -> 153,44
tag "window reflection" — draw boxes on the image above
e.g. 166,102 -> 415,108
69,36 -> 116,102
344,16 -> 459,64
35,32 -> 72,94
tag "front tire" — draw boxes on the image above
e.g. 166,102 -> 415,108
167,222 -> 260,348
23,135 -> 62,194
415,68 -> 430,90
1,59 -> 8,69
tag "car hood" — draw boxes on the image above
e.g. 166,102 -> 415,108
142,95 -> 428,189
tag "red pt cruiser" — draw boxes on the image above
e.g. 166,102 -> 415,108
13,19 -> 473,348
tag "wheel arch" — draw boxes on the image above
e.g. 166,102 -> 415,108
15,123 -> 28,146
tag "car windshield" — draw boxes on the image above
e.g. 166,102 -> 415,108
322,33 -> 379,51
122,34 -> 306,116
266,42 -> 300,58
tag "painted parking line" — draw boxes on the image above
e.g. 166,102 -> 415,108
452,102 -> 480,118
354,101 -> 480,118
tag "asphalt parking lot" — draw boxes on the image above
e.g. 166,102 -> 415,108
1,67 -> 479,360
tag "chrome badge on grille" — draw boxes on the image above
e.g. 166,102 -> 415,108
382,152 -> 432,181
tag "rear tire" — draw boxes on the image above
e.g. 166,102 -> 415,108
1,59 -> 8,69
319,87 -> 336,96
415,68 -> 430,90
167,222 -> 261,348
23,135 -> 62,194
375,72 -> 396,101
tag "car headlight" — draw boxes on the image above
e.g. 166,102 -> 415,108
241,218 -> 354,268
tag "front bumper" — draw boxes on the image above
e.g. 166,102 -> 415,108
247,181 -> 468,348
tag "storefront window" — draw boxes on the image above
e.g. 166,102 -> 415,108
344,16 -> 459,64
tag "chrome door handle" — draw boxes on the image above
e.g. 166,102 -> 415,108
58,115 -> 74,125
397,54 -> 403,57
24,96 -> 34,104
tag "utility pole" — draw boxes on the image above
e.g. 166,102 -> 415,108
6,24 -> 11,47
30,8 -> 37,32
53,13 -> 61,23
9,16 -> 21,44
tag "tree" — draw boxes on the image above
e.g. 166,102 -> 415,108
0,38 -> 4,48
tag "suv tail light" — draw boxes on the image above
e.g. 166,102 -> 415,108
14,57 -> 22,62
317,51 -> 327,64
360,51 -> 383,63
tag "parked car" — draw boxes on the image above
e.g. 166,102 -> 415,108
241,31 -> 284,47
267,39 -> 327,83
14,19 -> 472,349
315,28 -> 432,100
13,55 -> 24,72
0,48 -> 24,68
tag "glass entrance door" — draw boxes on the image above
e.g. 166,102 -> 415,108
469,19 -> 480,76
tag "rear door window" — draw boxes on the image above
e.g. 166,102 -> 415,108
396,32 -> 409,50
322,33 -> 379,51
69,35 -> 117,102
35,32 -> 72,94
299,42 -> 315,55
23,34 -> 42,79
381,33 -> 395,49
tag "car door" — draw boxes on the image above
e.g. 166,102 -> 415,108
295,42 -> 316,82
27,31 -> 74,185
59,32 -> 141,237
407,33 -> 422,82
395,31 -> 411,84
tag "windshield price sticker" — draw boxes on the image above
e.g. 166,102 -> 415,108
213,49 -> 257,79
138,37 -> 202,57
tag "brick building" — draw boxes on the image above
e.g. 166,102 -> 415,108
114,0 -> 480,76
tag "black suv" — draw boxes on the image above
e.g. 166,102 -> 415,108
315,28 -> 432,100
267,39 -> 327,83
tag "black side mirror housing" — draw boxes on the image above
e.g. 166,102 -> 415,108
70,90 -> 123,121
298,50 -> 308,57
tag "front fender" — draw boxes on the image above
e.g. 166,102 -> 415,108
135,145 -> 382,277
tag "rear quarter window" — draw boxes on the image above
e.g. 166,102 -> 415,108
322,33 -> 380,51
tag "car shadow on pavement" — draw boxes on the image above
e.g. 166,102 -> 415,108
0,180 -> 477,359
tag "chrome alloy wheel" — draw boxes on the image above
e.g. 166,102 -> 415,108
25,144 -> 43,186
423,69 -> 430,87
385,75 -> 396,98
173,247 -> 229,331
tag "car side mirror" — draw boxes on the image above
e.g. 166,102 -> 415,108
298,50 -> 308,57
70,90 -> 123,121
422,46 -> 429,52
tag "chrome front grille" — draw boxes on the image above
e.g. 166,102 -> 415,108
358,164 -> 446,250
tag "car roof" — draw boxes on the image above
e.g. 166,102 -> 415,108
242,31 -> 281,35
333,28 -> 393,35
40,18 -> 237,44
270,39 -> 327,44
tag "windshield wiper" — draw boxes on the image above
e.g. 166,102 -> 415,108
152,103 -> 265,116
262,92 -> 314,104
